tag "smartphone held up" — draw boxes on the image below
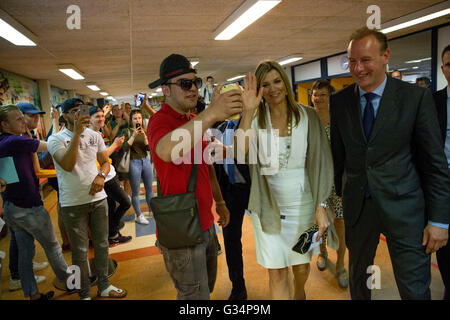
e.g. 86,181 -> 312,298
136,93 -> 145,107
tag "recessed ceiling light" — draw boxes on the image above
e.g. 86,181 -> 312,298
100,92 -> 109,96
86,83 -> 101,91
405,57 -> 431,64
278,56 -> 303,66
381,2 -> 450,34
57,64 -> 85,80
214,0 -> 282,40
227,75 -> 246,82
0,8 -> 37,46
189,58 -> 199,67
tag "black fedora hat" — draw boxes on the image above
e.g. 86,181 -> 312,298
148,54 -> 196,89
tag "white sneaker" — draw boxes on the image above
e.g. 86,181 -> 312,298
135,214 -> 149,225
33,261 -> 49,272
9,275 -> 46,291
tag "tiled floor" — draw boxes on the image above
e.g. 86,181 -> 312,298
0,183 -> 445,300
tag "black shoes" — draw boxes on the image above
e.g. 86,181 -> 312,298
32,291 -> 54,300
228,288 -> 247,300
109,233 -> 132,247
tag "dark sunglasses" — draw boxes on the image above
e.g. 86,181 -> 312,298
166,77 -> 202,91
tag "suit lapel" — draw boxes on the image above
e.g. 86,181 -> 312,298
368,77 -> 398,143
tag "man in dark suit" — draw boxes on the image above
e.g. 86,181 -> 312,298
433,44 -> 450,300
211,118 -> 251,300
330,27 -> 450,300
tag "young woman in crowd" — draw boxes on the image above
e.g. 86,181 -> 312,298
122,109 -> 154,225
311,80 -> 348,288
107,104 -> 132,196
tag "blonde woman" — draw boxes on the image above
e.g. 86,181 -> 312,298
237,61 -> 334,299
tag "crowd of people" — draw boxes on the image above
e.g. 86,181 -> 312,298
0,26 -> 449,301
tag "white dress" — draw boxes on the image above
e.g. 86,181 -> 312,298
251,108 -> 315,269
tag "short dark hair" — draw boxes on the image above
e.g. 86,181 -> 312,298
442,44 -> 450,62
311,80 -> 335,95
350,27 -> 388,53
416,76 -> 431,86
206,76 -> 214,81
61,98 -> 83,113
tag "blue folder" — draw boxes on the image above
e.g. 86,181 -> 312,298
0,157 -> 19,184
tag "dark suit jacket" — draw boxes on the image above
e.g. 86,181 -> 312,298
433,87 -> 448,145
330,76 -> 450,229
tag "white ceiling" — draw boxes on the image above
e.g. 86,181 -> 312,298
0,0 -> 448,102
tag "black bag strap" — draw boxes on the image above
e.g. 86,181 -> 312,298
156,163 -> 198,196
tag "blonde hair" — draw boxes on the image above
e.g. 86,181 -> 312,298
0,104 -> 19,133
254,60 -> 300,129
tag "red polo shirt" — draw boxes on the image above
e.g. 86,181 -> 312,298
148,103 -> 214,232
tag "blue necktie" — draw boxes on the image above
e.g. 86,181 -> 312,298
363,92 -> 377,140
225,121 -> 235,184
363,92 -> 377,197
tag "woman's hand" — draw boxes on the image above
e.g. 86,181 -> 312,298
242,72 -> 263,113
314,206 -> 330,241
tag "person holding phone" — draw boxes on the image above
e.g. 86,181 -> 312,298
107,104 -> 131,196
122,109 -> 153,225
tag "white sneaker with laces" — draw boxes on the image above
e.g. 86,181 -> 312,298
9,275 -> 46,291
135,214 -> 149,225
33,261 -> 49,272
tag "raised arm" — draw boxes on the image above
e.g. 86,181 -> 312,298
51,112 -> 90,172
155,86 -> 243,162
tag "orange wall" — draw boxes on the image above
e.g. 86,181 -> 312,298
296,76 -> 354,105
297,82 -> 313,105
330,76 -> 354,90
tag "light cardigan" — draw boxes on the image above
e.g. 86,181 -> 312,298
247,104 -> 338,249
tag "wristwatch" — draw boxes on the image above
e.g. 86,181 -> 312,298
97,172 -> 107,179
319,202 -> 328,209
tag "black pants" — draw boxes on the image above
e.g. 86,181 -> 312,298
221,182 -> 250,292
437,240 -> 450,300
346,197 -> 431,300
104,175 -> 131,238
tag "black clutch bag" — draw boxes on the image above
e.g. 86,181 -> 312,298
292,225 -> 319,254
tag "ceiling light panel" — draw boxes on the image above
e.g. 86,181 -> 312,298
214,0 -> 282,40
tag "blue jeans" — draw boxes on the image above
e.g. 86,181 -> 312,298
3,201 -> 68,297
9,230 -> 20,280
129,157 -> 154,216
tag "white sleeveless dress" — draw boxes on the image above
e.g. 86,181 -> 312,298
251,108 -> 315,269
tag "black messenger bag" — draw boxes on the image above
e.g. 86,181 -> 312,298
150,164 -> 204,249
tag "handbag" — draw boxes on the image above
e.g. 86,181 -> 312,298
116,130 -> 131,173
150,164 -> 204,249
116,148 -> 130,173
292,225 -> 320,254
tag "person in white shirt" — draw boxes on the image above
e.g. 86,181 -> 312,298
48,98 -> 127,300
